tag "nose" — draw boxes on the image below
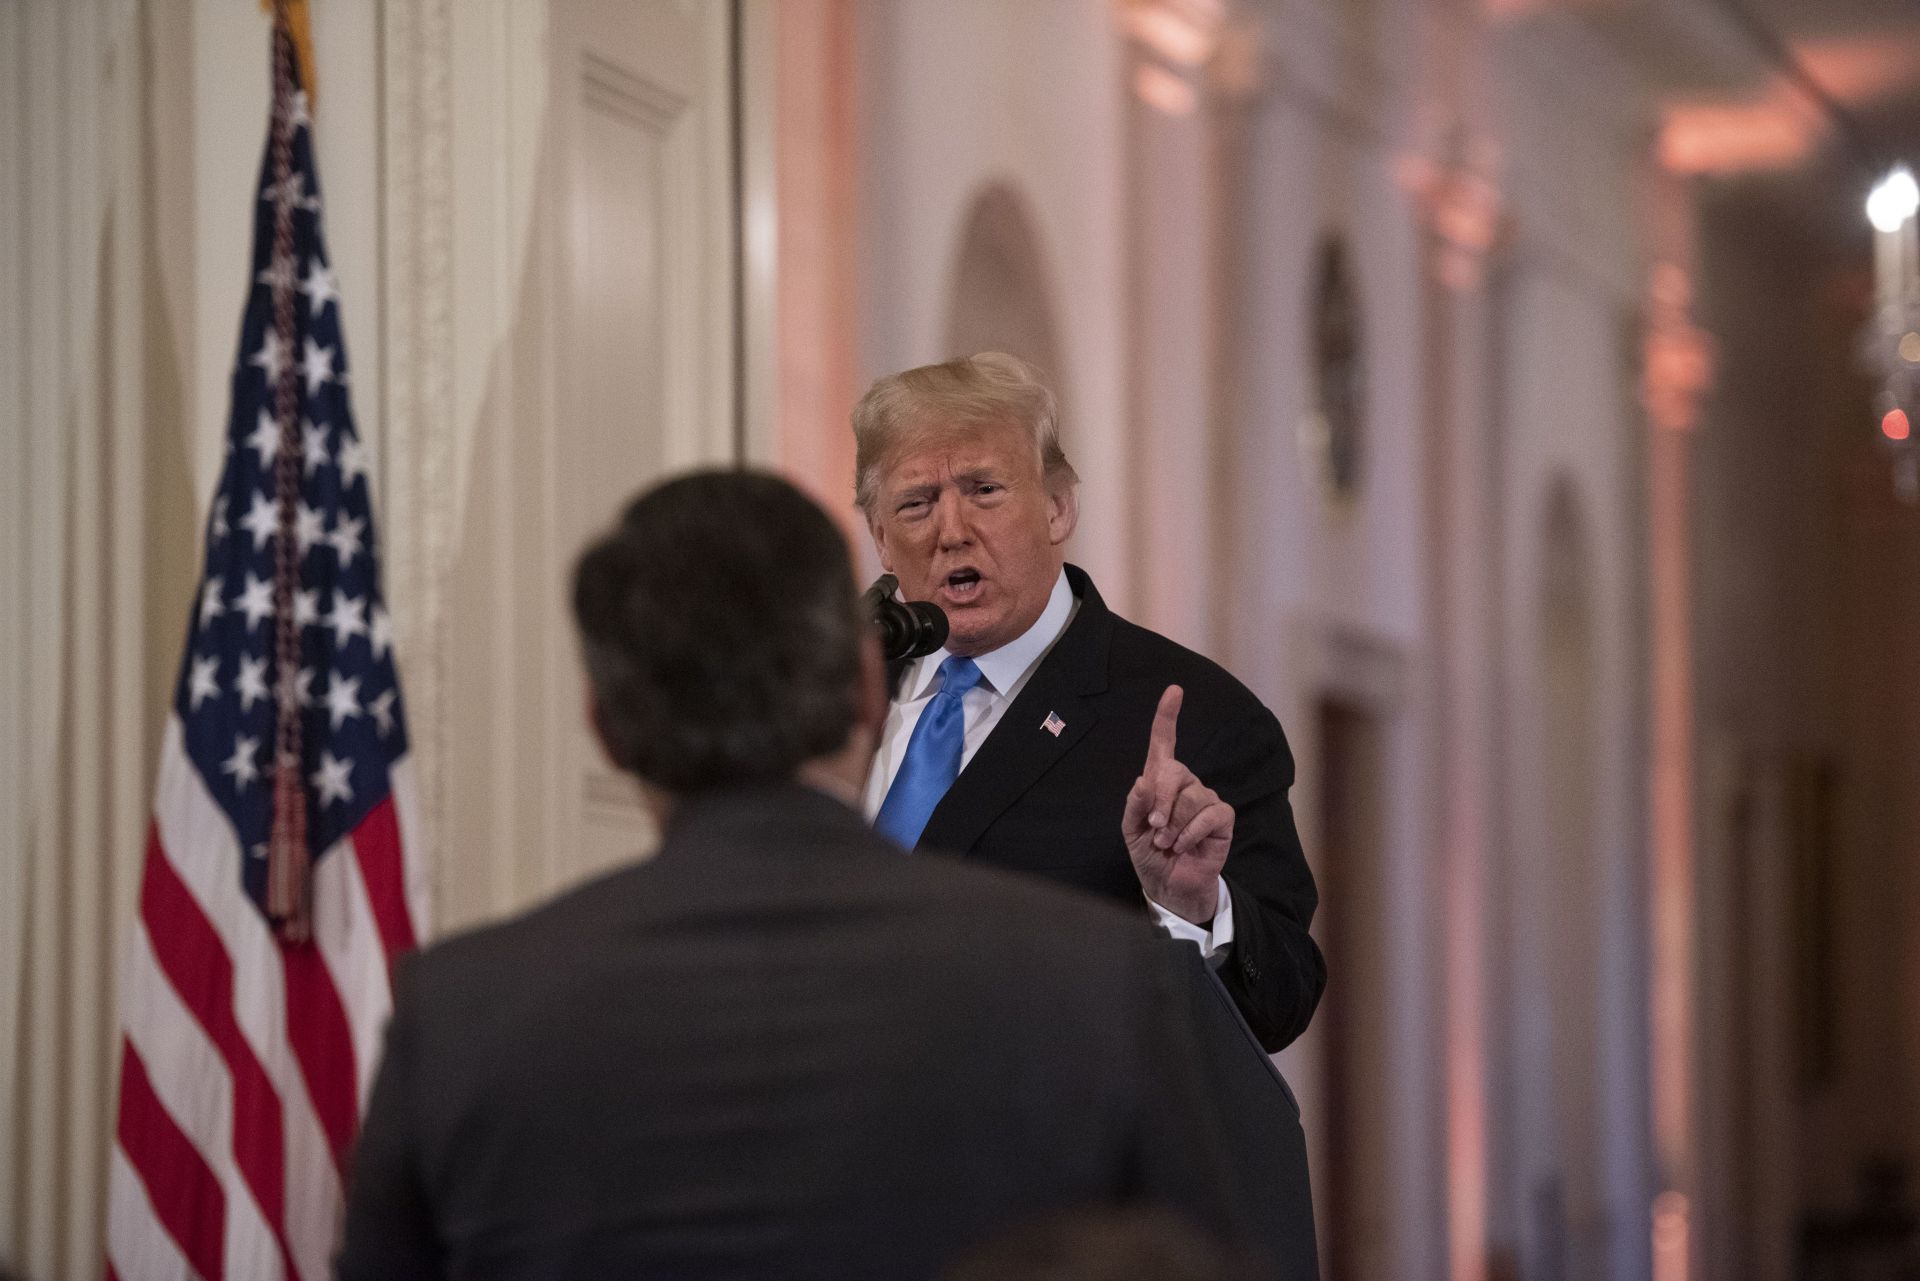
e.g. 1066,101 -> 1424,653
933,489 -> 972,550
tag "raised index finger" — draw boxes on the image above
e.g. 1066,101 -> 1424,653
1146,684 -> 1183,769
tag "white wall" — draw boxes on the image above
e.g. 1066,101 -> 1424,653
1485,20 -> 1657,1278
1228,4 -> 1441,1274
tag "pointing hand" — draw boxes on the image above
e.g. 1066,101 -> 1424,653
1121,686 -> 1230,926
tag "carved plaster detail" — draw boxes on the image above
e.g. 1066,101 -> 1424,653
380,0 -> 457,919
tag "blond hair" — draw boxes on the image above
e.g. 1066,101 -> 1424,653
851,352 -> 1078,515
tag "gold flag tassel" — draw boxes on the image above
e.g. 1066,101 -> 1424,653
268,757 -> 313,943
263,0 -> 318,106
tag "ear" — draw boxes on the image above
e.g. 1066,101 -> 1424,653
1046,480 -> 1079,546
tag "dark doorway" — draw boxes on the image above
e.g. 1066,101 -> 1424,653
1316,695 -> 1390,1281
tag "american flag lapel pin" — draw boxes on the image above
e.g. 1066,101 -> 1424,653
1042,710 -> 1066,737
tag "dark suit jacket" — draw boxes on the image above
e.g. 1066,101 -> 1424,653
335,783 -> 1245,1281
914,565 -> 1326,1053
1160,939 -> 1319,1279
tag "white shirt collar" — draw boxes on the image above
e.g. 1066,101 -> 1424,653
898,568 -> 1074,702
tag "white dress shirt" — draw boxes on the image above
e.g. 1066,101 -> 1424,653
863,569 -> 1234,957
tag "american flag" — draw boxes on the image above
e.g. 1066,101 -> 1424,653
106,15 -> 425,1281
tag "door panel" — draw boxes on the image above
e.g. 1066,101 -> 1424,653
552,0 -> 735,888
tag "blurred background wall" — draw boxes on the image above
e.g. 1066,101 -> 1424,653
4,1 -> 1918,1279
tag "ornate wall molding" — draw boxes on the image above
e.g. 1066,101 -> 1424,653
380,0 -> 457,927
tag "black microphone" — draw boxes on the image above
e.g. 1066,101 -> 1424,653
863,574 -> 949,662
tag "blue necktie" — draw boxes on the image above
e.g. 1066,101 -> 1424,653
874,656 -> 984,850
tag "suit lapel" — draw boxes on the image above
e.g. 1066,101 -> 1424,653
918,566 -> 1111,855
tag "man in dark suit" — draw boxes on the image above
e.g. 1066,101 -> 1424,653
335,471 -> 1244,1281
855,353 -> 1326,1052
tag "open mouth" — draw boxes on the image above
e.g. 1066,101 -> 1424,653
941,568 -> 983,604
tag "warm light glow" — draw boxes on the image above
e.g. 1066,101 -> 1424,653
1447,929 -> 1489,1281
1649,419 -> 1694,1251
1659,100 -> 1821,176
1660,30 -> 1920,179
773,0 -> 864,549
1652,1191 -> 1690,1281
1114,0 -> 1224,68
1899,332 -> 1920,363
1643,265 -> 1714,433
1133,63 -> 1197,116
1797,35 -> 1920,107
1651,262 -> 1691,312
1883,408 -> 1911,441
1867,167 -> 1919,233
1399,148 -> 1505,291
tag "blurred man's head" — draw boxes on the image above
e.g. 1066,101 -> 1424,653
854,353 -> 1079,657
572,470 -> 880,803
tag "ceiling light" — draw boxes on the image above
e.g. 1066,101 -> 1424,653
1866,166 -> 1918,233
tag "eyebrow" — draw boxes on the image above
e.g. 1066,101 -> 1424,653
889,464 -> 1009,500
892,481 -> 940,502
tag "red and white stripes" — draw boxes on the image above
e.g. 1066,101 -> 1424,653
108,717 -> 422,1281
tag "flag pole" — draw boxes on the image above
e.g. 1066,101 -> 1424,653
265,0 -> 312,941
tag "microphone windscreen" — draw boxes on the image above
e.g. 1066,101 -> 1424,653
905,600 -> 948,658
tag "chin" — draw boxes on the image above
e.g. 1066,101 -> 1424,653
941,619 -> 985,654
945,618 -> 1007,658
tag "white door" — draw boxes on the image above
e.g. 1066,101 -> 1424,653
549,0 -> 737,886
435,0 -> 738,928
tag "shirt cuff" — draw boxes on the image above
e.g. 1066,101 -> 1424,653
1148,879 -> 1235,961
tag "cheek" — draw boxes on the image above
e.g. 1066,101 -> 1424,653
882,524 -> 937,572
895,525 -> 936,557
1008,509 -> 1056,561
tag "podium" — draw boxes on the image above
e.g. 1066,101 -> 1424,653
1159,938 -> 1320,1280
